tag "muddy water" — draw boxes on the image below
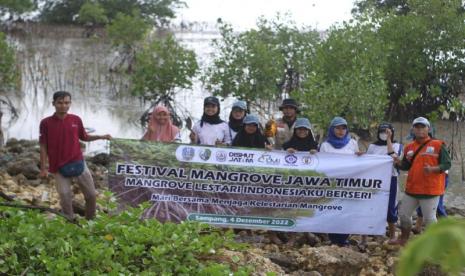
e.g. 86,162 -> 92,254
1,24 -> 463,209
1,25 -> 235,153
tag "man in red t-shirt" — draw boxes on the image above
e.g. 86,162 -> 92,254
39,91 -> 111,220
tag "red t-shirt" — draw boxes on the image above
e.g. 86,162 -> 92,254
39,113 -> 88,173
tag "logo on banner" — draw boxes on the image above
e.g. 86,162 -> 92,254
181,147 -> 195,161
215,151 -> 227,162
301,155 -> 319,169
257,153 -> 280,165
199,149 -> 212,161
228,152 -> 255,163
284,154 -> 298,165
301,156 -> 314,165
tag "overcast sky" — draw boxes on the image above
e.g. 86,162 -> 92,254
176,0 -> 356,30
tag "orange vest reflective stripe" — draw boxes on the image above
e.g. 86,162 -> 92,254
404,138 -> 446,195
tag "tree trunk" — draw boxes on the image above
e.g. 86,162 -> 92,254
0,111 -> 4,148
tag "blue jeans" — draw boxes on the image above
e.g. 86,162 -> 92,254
387,177 -> 398,223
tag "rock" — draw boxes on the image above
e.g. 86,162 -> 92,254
304,233 -> 321,247
235,233 -> 267,244
6,159 -> 40,179
14,174 -> 28,186
386,256 -> 396,267
7,144 -> 23,154
5,139 -> 38,154
263,244 -> 280,253
27,179 -> 42,187
370,246 -> 385,257
366,241 -> 378,251
2,179 -> 21,193
360,256 -> 389,276
218,248 -> 285,276
17,139 -> 37,148
446,206 -> 465,217
2,179 -> 17,187
290,271 -> 322,276
299,246 -> 369,275
5,138 -> 20,148
266,252 -> 298,272
0,154 -> 14,167
18,151 -> 40,162
281,232 -> 310,247
22,163 -> 41,180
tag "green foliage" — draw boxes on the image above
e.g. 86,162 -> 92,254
0,197 -> 249,275
106,11 -> 148,50
203,16 -> 320,108
131,34 -> 198,104
40,0 -> 86,24
99,0 -> 185,26
0,32 -> 19,92
354,0 -> 465,119
397,218 -> 465,276
39,0 -> 184,26
77,1 -> 108,26
0,0 -> 36,19
296,23 -> 387,130
353,0 -> 411,16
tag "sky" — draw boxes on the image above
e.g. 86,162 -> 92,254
175,0 -> 356,30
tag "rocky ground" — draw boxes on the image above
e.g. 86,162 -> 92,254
1,139 -> 463,275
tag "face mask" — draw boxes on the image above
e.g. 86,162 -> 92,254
379,132 -> 388,141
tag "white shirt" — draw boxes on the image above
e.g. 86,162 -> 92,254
192,121 -> 231,146
228,128 -> 238,143
367,143 -> 403,176
319,139 -> 359,154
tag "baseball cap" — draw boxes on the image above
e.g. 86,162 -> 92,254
294,118 -> 312,130
232,100 -> 247,110
412,117 -> 430,128
204,96 -> 220,106
330,116 -> 348,127
243,114 -> 260,125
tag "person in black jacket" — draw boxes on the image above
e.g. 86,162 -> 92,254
232,114 -> 272,149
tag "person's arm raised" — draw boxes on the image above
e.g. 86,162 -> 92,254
85,134 -> 112,141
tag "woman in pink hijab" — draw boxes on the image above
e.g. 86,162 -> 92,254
142,106 -> 181,142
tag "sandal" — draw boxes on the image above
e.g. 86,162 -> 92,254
387,239 -> 407,246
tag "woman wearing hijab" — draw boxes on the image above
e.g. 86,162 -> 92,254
367,123 -> 403,242
232,114 -> 270,149
319,116 -> 359,154
319,116 -> 361,247
142,105 -> 180,142
190,96 -> 231,146
227,100 -> 247,142
282,118 -> 318,153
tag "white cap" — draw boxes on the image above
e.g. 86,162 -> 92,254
412,117 -> 430,128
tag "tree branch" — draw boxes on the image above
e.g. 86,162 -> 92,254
0,202 -> 79,224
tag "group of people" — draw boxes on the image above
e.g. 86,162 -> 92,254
39,91 -> 451,247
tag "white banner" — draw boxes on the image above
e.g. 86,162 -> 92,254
110,140 -> 393,235
173,145 -> 393,234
